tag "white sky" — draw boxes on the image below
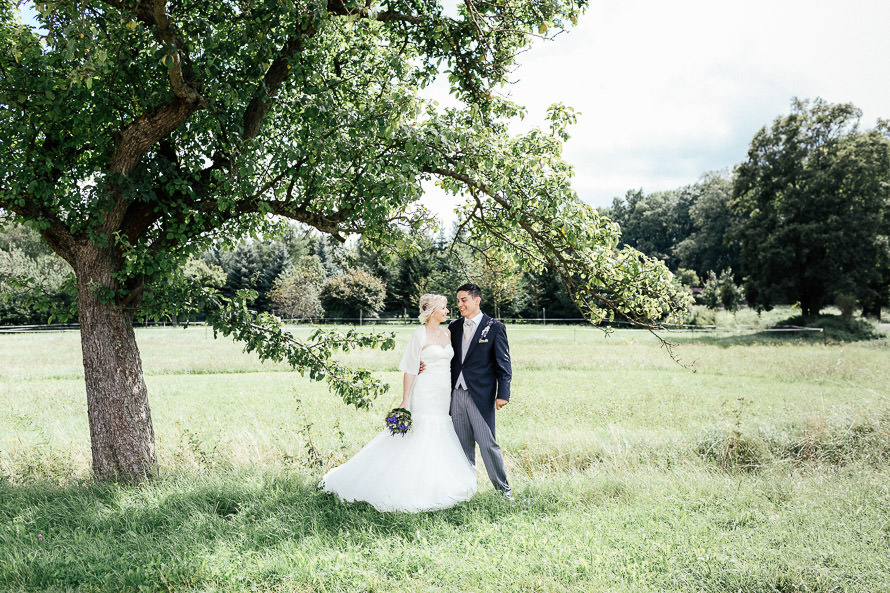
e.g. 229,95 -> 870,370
421,0 -> 890,225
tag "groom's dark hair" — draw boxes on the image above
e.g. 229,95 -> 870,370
457,283 -> 482,300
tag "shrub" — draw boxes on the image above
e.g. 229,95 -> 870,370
698,268 -> 744,312
320,269 -> 386,319
682,305 -> 716,327
270,256 -> 326,320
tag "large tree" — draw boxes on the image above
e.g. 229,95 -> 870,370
731,98 -> 890,317
0,0 -> 687,481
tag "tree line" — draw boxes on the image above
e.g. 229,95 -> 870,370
604,98 -> 890,319
0,221 -> 582,325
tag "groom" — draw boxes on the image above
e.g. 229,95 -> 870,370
449,283 -> 513,498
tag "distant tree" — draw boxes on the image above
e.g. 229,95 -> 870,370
517,266 -> 582,319
0,244 -> 74,324
673,172 -> 742,279
673,268 -> 700,289
867,234 -> 890,319
140,257 -> 225,325
608,188 -> 694,270
607,174 -> 742,280
320,270 -> 387,320
0,220 -> 56,259
0,221 -> 74,324
314,236 -> 344,279
862,120 -> 890,319
223,244 -> 262,299
731,98 -> 890,317
278,224 -> 316,265
467,245 -> 527,319
399,237 -> 458,311
350,238 -> 407,313
203,240 -> 289,311
270,255 -> 326,320
251,242 -> 290,311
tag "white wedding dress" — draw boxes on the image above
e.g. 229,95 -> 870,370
320,328 -> 477,512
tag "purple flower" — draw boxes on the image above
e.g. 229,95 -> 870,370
385,407 -> 412,436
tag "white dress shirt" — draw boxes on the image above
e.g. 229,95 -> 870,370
456,311 -> 485,389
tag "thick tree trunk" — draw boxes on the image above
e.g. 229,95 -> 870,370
799,290 -> 822,318
862,296 -> 882,320
75,246 -> 156,481
862,304 -> 882,320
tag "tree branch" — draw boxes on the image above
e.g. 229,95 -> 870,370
425,165 -> 682,336
107,96 -> 197,178
100,0 -> 205,240
101,0 -> 202,105
242,31 -> 314,141
326,0 -> 425,24
2,200 -> 78,264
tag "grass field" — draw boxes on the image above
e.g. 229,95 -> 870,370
1,319 -> 889,592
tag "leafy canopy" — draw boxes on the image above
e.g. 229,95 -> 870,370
731,98 -> 890,316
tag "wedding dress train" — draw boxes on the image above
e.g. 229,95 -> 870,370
320,339 -> 477,512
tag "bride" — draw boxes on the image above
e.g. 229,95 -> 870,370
320,294 -> 478,512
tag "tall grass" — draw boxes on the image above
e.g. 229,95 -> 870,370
1,322 -> 889,592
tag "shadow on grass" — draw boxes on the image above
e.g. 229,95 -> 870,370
672,331 -> 828,348
0,470 -> 553,591
671,314 -> 887,348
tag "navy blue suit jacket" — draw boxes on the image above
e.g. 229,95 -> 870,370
449,313 -> 512,433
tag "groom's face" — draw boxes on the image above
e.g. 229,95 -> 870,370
456,291 -> 481,318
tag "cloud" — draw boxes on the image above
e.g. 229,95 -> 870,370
424,0 -> 890,217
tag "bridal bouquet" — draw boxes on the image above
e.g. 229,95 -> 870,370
385,408 -> 412,437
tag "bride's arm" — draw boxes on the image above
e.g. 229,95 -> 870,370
399,373 -> 415,409
397,327 -> 423,408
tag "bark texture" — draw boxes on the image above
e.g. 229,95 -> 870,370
75,245 -> 156,480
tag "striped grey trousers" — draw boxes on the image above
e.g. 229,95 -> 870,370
451,387 -> 511,494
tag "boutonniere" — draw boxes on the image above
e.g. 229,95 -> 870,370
478,319 -> 494,343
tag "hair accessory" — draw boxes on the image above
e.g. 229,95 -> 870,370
422,305 -> 427,310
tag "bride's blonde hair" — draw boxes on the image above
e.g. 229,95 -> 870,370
418,294 -> 447,324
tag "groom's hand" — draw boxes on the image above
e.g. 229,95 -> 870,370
496,398 -> 508,410
418,361 -> 426,374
